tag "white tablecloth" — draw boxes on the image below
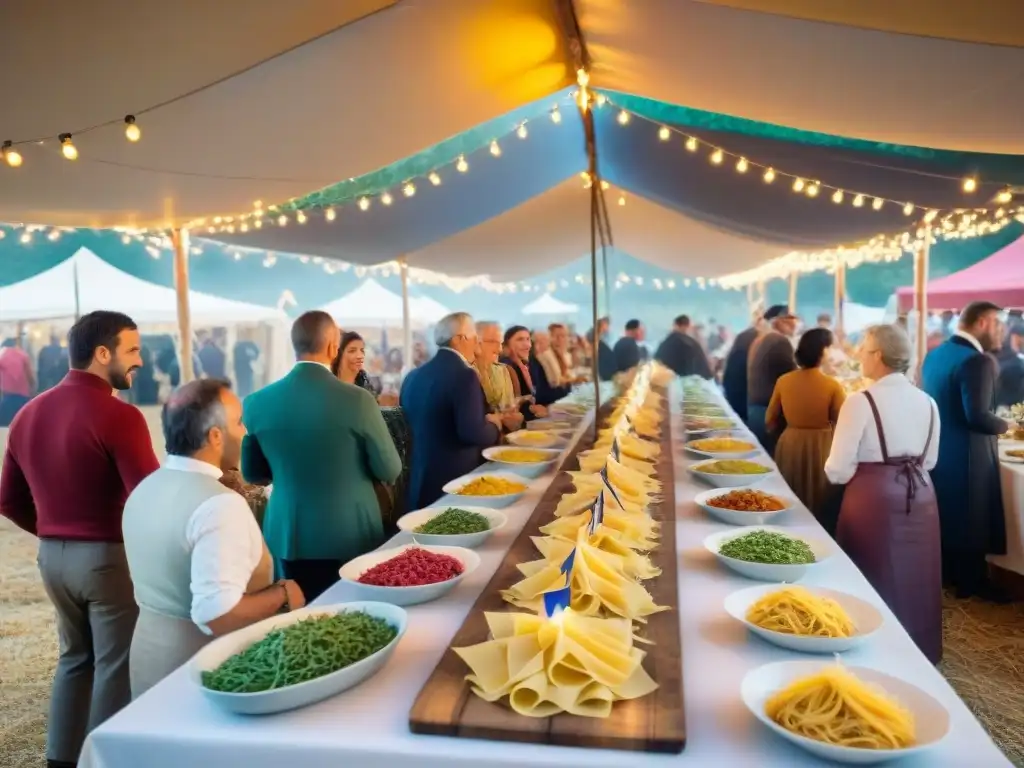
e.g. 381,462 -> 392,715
80,387 -> 1011,768
991,448 -> 1024,576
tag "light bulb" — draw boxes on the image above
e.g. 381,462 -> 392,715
832,189 -> 844,204
763,167 -> 776,183
253,200 -> 263,209
428,171 -> 441,186
296,211 -> 307,224
381,192 -> 393,206
618,195 -> 625,206
121,234 -> 131,244
517,122 -> 528,139
324,208 -> 336,221
996,189 -> 1013,204
254,218 -> 263,229
59,134 -> 77,160
617,110 -> 630,125
240,222 -> 249,232
403,182 -> 416,197
903,202 -> 914,216
736,157 -> 748,173
658,126 -> 670,141
456,155 -> 468,172
853,194 -> 865,207
277,214 -> 288,226
600,179 -> 610,190
2,141 -> 22,167
595,94 -> 606,107
962,176 -> 977,193
710,148 -> 723,165
792,178 -> 805,192
551,107 -> 562,124
806,182 -> 819,197
19,232 -> 31,244
358,197 -> 371,211
685,136 -> 698,152
124,115 -> 140,142
489,140 -> 501,157
924,209 -> 938,223
872,197 -> 884,210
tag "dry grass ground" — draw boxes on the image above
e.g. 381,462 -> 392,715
1,410 -> 1023,766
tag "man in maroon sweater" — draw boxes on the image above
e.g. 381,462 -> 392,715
0,311 -> 159,768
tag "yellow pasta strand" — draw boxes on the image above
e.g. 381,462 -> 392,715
746,587 -> 856,638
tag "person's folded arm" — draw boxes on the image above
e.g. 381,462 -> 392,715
189,493 -> 285,636
359,391 -> 402,483
824,394 -> 866,485
0,447 -> 37,535
960,354 -> 1008,435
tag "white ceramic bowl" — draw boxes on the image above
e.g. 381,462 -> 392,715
685,438 -> 760,460
191,601 -> 406,715
690,460 -> 775,488
526,419 -> 574,433
482,446 -> 561,475
724,583 -> 884,653
505,429 -> 569,449
742,661 -> 950,764
338,543 -> 480,606
703,526 -> 832,582
694,487 -> 793,526
441,471 -> 530,507
396,506 -> 507,549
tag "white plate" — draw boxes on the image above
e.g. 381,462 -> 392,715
482,446 -> 561,475
694,486 -> 792,526
191,601 -> 406,715
742,661 -> 950,764
685,438 -> 761,460
690,460 -> 775,488
704,526 -> 832,581
396,506 -> 507,549
724,583 -> 884,653
526,419 -> 574,433
441,470 -> 530,507
338,543 -> 480,606
506,429 -> 568,449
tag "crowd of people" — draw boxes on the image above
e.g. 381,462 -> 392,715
0,298 -> 1019,767
719,300 -> 1015,668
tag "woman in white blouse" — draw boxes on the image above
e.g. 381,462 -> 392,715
824,324 -> 942,664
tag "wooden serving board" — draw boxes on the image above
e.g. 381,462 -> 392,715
409,394 -> 685,753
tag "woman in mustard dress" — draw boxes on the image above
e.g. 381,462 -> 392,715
766,328 -> 846,525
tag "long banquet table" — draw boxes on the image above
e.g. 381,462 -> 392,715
79,383 -> 1011,768
992,448 -> 1024,577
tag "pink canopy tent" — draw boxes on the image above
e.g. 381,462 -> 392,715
897,235 -> 1024,312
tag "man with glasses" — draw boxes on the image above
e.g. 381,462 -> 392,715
400,312 -> 505,509
922,300 -> 1009,602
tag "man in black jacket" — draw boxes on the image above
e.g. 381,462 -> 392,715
655,315 -> 712,379
996,324 -> 1024,408
613,319 -> 647,374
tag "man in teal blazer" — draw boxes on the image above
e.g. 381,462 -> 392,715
241,311 -> 402,600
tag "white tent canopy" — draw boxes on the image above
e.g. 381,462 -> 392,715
409,295 -> 450,324
320,278 -> 407,326
522,292 -> 579,315
841,301 -> 886,335
0,247 -> 286,325
0,0 -> 1020,228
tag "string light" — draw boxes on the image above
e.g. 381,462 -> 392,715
324,208 -> 336,221
996,190 -> 1013,204
517,122 -> 528,139
763,167 -> 776,183
124,115 -> 140,142
617,194 -> 626,206
963,177 -> 977,193
2,141 -> 22,168
551,106 -> 562,124
277,214 -> 288,226
296,211 -> 308,224
59,134 -> 77,160
832,190 -> 844,204
903,202 -> 915,216
685,136 -> 698,152
358,197 -> 371,211
871,197 -> 884,211
852,194 -> 865,208
428,171 -> 441,186
805,182 -> 820,198
489,140 -> 501,157
617,110 -> 630,125
710,148 -> 723,165
456,155 -> 468,173
403,182 -> 416,197
736,157 -> 748,173
381,192 -> 393,206
792,178 -> 805,192
658,126 -> 670,141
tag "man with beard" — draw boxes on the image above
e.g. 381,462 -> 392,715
922,300 -> 1009,601
0,310 -> 160,768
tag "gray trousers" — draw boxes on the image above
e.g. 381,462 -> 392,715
38,540 -> 138,763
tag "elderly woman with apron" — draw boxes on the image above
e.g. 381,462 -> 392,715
825,324 -> 943,664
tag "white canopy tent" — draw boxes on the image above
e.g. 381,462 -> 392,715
408,295 -> 451,324
0,247 -> 286,325
320,278 -> 414,327
522,292 -> 579,315
841,301 -> 886,335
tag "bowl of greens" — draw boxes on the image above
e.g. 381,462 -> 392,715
191,601 -> 406,715
396,505 -> 507,548
703,526 -> 832,582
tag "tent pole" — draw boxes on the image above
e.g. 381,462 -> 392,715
834,259 -> 846,339
172,228 -> 195,384
399,258 -> 413,376
788,271 -> 798,315
913,229 -> 931,382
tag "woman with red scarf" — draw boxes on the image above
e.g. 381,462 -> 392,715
500,326 -> 548,422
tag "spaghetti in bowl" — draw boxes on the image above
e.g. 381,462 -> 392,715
741,660 -> 949,763
724,583 -> 883,653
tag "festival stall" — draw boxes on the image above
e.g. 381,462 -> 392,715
895,234 -> 1024,312
77,369 -> 1009,767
